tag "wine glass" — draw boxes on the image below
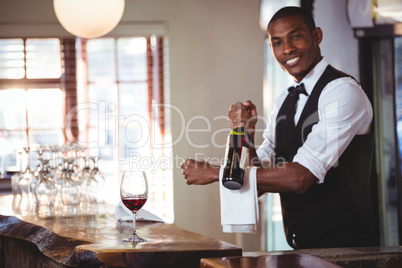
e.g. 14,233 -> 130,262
33,157 -> 57,216
59,157 -> 81,207
88,156 -> 105,204
120,170 -> 148,244
18,147 -> 35,214
11,149 -> 23,195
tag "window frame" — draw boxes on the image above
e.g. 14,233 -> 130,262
0,37 -> 68,146
77,35 -> 173,223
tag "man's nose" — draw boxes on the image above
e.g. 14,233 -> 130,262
283,40 -> 296,55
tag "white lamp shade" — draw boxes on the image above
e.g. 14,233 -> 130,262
54,0 -> 125,38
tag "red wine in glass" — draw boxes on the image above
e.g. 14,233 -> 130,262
120,170 -> 148,244
122,197 -> 147,212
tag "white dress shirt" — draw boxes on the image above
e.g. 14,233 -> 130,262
256,58 -> 373,183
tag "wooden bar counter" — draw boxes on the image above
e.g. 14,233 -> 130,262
0,194 -> 241,267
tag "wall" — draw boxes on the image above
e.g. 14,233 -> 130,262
314,0 -> 360,80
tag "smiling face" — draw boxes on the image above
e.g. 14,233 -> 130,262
268,14 -> 323,83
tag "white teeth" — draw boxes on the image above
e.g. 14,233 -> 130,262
286,57 -> 299,65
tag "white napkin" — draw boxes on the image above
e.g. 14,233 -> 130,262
115,201 -> 165,223
219,166 -> 259,233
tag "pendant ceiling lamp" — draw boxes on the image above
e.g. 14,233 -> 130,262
54,0 -> 125,39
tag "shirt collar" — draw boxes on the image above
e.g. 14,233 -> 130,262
292,58 -> 329,95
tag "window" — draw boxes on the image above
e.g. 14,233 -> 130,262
77,36 -> 173,223
0,38 -> 64,173
0,35 -> 173,223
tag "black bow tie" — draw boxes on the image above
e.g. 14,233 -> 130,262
288,83 -> 308,100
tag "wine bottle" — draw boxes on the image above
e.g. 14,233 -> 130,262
222,127 -> 250,190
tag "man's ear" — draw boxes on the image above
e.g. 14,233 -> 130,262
313,27 -> 323,45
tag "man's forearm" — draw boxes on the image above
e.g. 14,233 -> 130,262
256,162 -> 318,194
181,159 -> 220,185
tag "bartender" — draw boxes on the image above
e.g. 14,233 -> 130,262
181,6 -> 380,249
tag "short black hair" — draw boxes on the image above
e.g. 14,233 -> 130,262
268,6 -> 316,32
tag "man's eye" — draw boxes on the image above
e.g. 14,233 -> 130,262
292,34 -> 302,40
272,41 -> 281,47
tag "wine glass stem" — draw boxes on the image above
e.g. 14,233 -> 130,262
132,211 -> 137,236
26,149 -> 31,171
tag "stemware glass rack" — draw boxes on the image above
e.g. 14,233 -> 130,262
11,144 -> 105,216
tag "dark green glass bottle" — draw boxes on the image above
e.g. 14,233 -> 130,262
222,127 -> 250,190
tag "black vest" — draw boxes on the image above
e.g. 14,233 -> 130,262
275,65 -> 376,249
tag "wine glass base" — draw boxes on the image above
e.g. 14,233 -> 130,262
122,235 -> 147,244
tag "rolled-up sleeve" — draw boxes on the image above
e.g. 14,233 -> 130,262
293,77 -> 373,183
